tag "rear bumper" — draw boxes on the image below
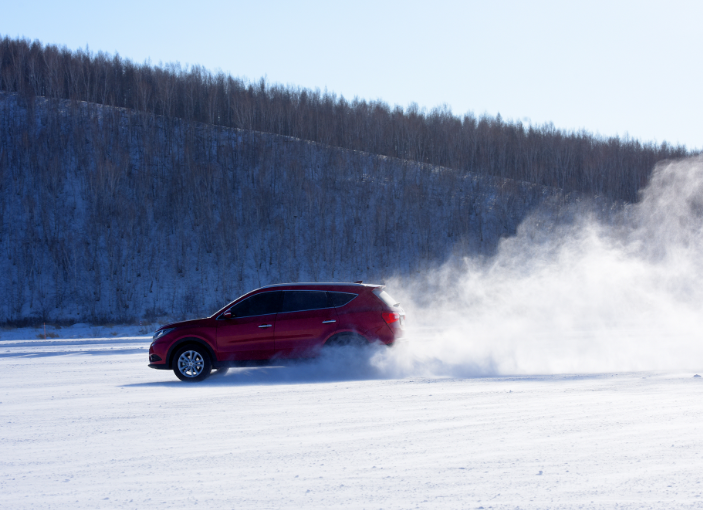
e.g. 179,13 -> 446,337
148,363 -> 170,370
367,323 -> 402,345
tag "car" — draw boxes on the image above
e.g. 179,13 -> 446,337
148,282 -> 405,382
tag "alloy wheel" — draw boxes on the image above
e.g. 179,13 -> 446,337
177,350 -> 205,378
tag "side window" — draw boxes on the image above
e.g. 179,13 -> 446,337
327,292 -> 357,307
230,291 -> 281,317
280,291 -> 328,313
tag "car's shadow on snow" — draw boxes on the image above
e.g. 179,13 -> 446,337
124,359 -> 649,388
121,344 -> 653,388
124,346 -> 404,387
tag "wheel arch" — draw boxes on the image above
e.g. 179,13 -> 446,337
324,330 -> 371,346
166,337 -> 217,369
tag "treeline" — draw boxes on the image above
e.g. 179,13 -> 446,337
0,92 -> 577,324
0,35 -> 690,202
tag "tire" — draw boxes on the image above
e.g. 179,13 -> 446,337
325,333 -> 368,348
173,345 -> 212,382
213,367 -> 229,376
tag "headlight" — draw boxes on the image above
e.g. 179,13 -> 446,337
152,327 -> 176,341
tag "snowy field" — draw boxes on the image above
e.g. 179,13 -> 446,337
2,331 -> 702,509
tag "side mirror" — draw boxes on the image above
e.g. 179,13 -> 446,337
223,310 -> 233,318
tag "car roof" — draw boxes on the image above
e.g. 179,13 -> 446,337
258,282 -> 380,290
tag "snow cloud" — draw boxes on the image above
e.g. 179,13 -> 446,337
377,156 -> 703,376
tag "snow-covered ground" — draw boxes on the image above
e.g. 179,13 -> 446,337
0,323 -> 154,342
2,332 -> 702,509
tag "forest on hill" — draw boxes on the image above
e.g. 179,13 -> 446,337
0,36 -> 691,203
0,92 -> 582,323
0,35 -> 685,324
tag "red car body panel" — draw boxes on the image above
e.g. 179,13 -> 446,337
148,283 -> 404,370
274,307 -> 339,357
216,314 -> 277,360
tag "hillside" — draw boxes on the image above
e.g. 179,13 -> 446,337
0,92 -> 587,324
0,36 -> 691,203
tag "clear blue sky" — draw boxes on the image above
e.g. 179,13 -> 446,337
2,0 -> 701,149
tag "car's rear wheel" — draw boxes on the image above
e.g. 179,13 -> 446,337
173,345 -> 212,382
325,333 -> 368,347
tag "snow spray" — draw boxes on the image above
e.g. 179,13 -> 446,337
376,155 -> 703,376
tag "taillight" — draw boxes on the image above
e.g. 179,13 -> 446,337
382,312 -> 400,325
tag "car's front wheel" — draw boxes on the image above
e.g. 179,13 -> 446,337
173,345 -> 212,382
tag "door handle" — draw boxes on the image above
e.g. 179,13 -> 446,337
322,319 -> 336,324
258,324 -> 272,328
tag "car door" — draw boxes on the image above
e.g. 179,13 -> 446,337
216,291 -> 282,360
274,290 -> 338,357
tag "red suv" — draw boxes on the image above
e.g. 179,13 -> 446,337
148,283 -> 405,381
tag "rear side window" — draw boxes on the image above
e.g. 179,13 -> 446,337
230,291 -> 282,317
327,291 -> 357,308
280,291 -> 328,313
372,288 -> 400,308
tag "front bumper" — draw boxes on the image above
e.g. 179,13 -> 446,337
148,363 -> 170,370
148,343 -> 169,369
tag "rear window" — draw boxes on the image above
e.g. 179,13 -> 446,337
372,288 -> 400,308
327,291 -> 357,307
280,291 -> 329,313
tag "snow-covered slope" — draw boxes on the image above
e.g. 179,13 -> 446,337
0,92 -> 593,324
1,336 -> 702,509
